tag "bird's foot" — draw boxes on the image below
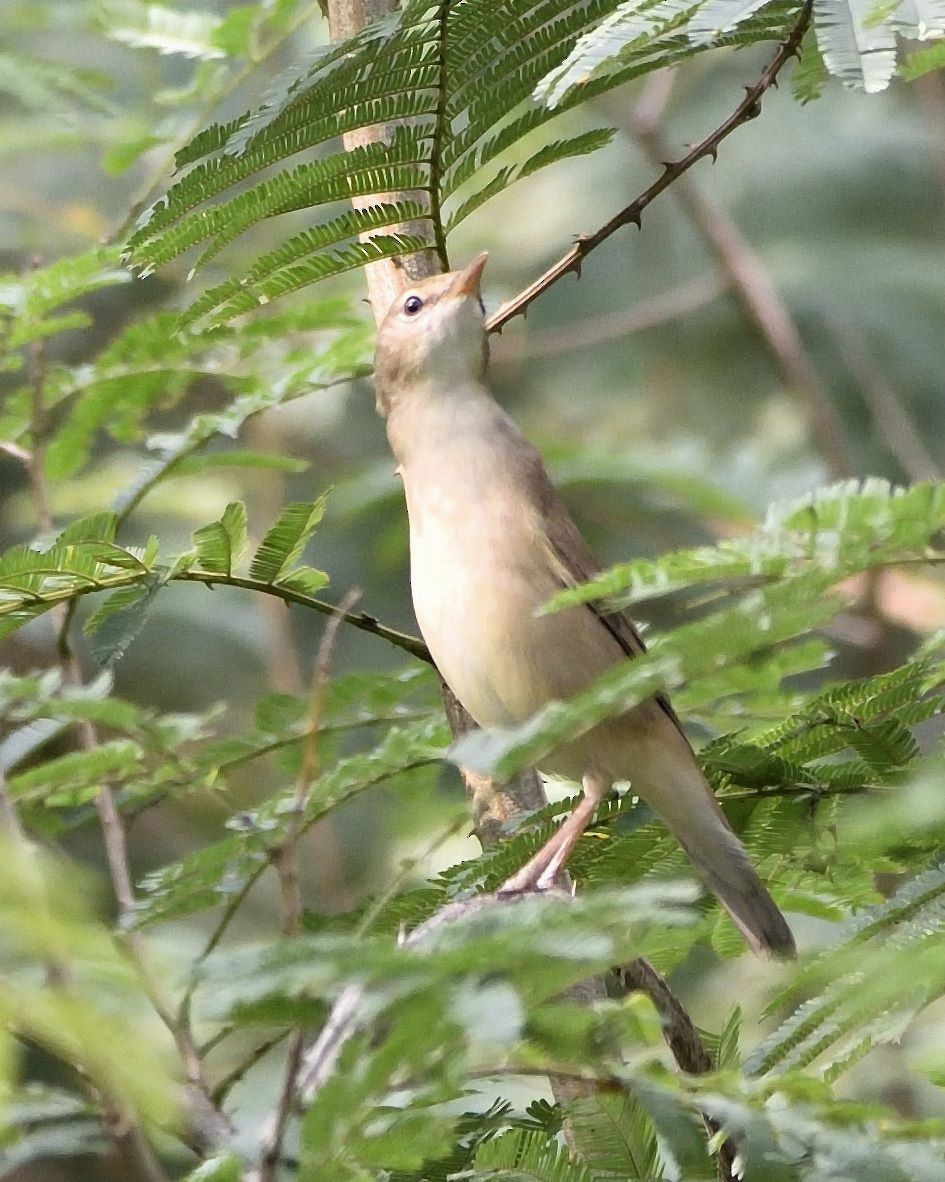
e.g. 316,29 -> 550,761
497,862 -> 562,896
496,871 -> 544,897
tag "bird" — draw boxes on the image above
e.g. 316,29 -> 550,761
374,252 -> 795,959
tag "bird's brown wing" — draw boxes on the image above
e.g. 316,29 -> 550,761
537,484 -> 689,741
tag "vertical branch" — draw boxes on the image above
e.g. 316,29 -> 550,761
258,588 -> 361,1182
326,0 -> 437,312
250,416 -> 353,909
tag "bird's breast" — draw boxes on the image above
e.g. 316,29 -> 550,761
404,466 -> 617,732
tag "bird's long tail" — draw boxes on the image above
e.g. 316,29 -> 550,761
631,731 -> 796,959
677,821 -> 796,959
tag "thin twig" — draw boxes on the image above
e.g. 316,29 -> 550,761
486,2 -> 814,335
258,587 -> 361,1182
213,1030 -> 293,1105
2,569 -> 431,663
176,571 -> 431,662
616,69 -> 851,480
494,274 -> 727,363
831,322 -> 940,482
114,372 -> 357,527
249,415 -> 355,911
178,876 -> 257,1034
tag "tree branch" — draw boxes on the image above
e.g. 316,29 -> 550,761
486,2 -> 814,335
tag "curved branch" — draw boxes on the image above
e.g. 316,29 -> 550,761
0,568 -> 431,663
486,2 -> 814,334
174,571 -> 431,662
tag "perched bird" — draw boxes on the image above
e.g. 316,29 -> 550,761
375,253 -> 795,959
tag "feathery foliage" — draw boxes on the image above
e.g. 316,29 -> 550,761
5,0 -> 945,1176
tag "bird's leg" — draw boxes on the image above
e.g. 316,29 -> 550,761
499,774 -> 609,894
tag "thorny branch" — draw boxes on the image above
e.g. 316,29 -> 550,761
486,1 -> 814,334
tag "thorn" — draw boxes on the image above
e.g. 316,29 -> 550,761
627,211 -> 642,229
707,145 -> 719,163
661,160 -> 675,171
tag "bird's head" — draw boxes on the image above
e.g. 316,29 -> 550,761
374,253 -> 489,417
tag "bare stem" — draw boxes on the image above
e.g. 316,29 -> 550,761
832,322 -> 940,482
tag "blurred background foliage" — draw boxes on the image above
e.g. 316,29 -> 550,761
3,0 -> 945,1178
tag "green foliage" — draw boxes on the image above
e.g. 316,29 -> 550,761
5,0 -> 945,1178
0,842 -> 178,1131
123,0 -> 945,322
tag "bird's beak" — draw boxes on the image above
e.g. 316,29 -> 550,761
447,252 -> 488,299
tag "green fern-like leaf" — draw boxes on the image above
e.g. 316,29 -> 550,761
192,502 -> 248,576
249,496 -> 329,585
688,0 -> 777,42
533,0 -> 703,108
746,863 -> 945,1079
135,717 -> 446,926
101,0 -> 227,60
900,36 -> 945,75
565,1093 -> 663,1180
813,0 -> 898,91
471,1127 -> 594,1182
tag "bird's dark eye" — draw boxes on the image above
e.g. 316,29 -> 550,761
403,294 -> 424,316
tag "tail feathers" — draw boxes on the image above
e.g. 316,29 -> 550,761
680,827 -> 796,960
605,713 -> 795,958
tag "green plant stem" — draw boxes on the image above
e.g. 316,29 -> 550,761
175,571 -> 430,660
1,568 -> 430,661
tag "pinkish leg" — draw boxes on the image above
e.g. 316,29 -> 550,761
499,774 -> 610,894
